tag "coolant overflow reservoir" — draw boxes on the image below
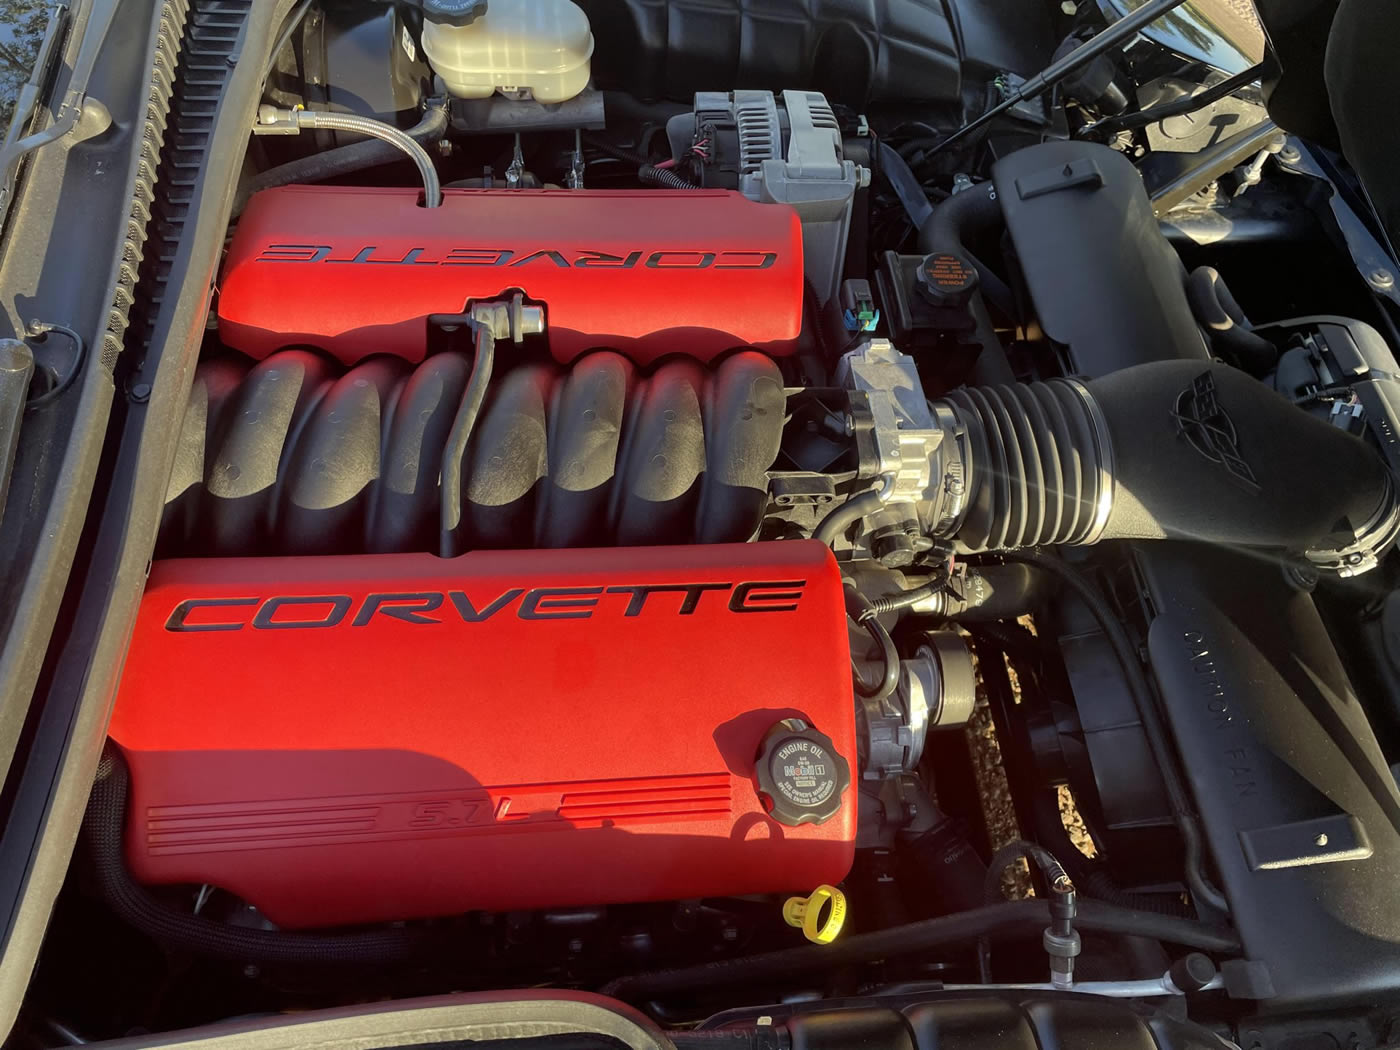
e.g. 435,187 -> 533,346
420,0 -> 593,104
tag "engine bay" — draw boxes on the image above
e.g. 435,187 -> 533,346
11,0 -> 1400,1046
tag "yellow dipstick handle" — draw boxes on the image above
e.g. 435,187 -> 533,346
782,884 -> 847,944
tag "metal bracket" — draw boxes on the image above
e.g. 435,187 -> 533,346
1275,140 -> 1400,311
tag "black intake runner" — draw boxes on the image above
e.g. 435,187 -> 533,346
159,349 -> 785,556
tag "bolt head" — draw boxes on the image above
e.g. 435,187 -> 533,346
1279,144 -> 1301,165
1370,268 -> 1396,292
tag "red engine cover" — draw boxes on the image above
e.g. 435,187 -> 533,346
109,542 -> 856,929
218,186 -> 805,366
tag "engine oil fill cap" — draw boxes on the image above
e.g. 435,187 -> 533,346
756,718 -> 850,827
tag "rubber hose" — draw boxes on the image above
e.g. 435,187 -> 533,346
439,325 -> 496,556
900,818 -> 990,916
983,839 -> 1071,905
1185,267 -> 1278,375
237,104 -> 448,214
895,162 -> 1015,318
995,549 -> 1231,915
815,487 -> 885,547
84,748 -> 446,964
1080,867 -> 1194,918
1022,786 -> 1194,919
846,585 -> 900,702
930,564 -> 1047,621
916,184 -> 1015,385
865,581 -> 942,617
598,899 -> 1239,1001
916,181 -> 1002,258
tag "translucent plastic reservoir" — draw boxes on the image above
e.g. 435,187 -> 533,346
421,0 -> 594,104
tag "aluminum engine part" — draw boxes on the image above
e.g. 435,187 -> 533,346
858,630 -> 975,781
668,89 -> 866,306
836,339 -> 966,537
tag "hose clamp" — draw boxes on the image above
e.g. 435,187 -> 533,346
927,400 -> 970,536
1307,471 -> 1400,577
1063,379 -> 1116,545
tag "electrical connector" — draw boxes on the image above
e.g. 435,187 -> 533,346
842,278 -> 880,332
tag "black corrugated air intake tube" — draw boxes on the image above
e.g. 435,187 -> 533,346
930,359 -> 1400,574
